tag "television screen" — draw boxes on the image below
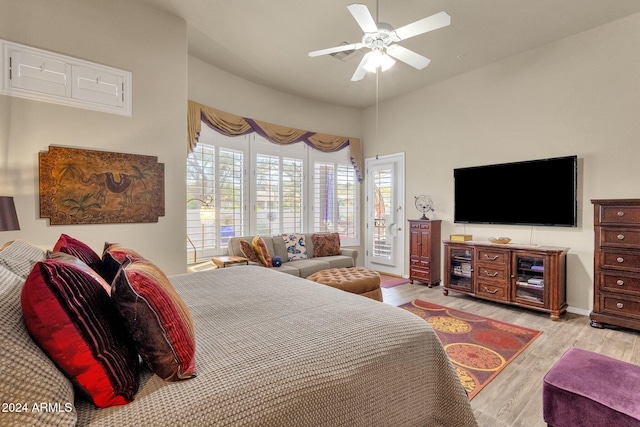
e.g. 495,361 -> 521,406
454,155 -> 577,227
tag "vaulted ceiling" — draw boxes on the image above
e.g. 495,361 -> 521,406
137,0 -> 640,109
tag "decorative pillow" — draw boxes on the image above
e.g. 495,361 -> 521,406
281,233 -> 308,262
312,233 -> 342,257
53,234 -> 105,278
21,252 -> 140,408
0,242 -> 77,427
0,239 -> 47,278
111,258 -> 197,381
102,242 -> 145,284
239,239 -> 261,265
252,236 -> 272,267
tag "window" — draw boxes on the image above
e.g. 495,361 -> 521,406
187,126 -> 359,262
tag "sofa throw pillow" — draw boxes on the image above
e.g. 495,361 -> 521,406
281,233 -> 308,262
21,252 -> 140,408
111,258 -> 197,382
102,242 -> 145,284
0,242 -> 77,427
53,233 -> 105,279
312,233 -> 342,257
239,239 -> 262,265
252,236 -> 272,267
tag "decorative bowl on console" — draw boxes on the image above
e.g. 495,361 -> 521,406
489,237 -> 511,244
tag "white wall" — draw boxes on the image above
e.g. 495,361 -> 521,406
362,12 -> 640,314
0,0 -> 188,274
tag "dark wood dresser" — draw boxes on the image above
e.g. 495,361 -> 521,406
591,199 -> 640,331
408,219 -> 441,287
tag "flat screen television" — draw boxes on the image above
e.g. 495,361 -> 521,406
454,155 -> 577,227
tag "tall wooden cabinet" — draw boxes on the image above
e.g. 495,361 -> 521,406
591,199 -> 640,331
409,220 -> 441,287
443,241 -> 569,320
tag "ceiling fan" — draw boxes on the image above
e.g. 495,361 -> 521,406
308,3 -> 451,81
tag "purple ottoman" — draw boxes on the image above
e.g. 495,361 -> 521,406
543,348 -> 640,427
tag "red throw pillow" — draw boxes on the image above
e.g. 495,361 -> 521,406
102,242 -> 145,284
252,236 -> 272,267
53,234 -> 105,278
21,252 -> 139,408
312,233 -> 342,257
111,258 -> 197,381
239,239 -> 261,264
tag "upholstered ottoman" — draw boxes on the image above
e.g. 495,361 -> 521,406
543,347 -> 640,427
307,267 -> 382,301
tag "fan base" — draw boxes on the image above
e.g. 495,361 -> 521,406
420,214 -> 430,220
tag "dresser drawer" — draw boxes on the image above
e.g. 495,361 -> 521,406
599,271 -> 640,295
476,249 -> 509,265
411,267 -> 431,281
600,294 -> 640,321
476,281 -> 509,301
599,227 -> 640,249
599,251 -> 640,271
598,205 -> 640,225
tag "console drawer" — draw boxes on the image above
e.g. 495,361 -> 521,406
476,249 -> 509,265
476,281 -> 509,301
475,265 -> 509,283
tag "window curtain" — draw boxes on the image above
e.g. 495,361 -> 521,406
187,100 -> 363,181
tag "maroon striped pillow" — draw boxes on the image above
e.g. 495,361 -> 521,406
111,258 -> 197,381
21,252 -> 140,408
53,234 -> 105,279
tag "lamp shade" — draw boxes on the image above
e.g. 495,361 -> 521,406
0,196 -> 20,231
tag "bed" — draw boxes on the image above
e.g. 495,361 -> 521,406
1,240 -> 478,427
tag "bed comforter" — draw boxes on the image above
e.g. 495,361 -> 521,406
73,266 -> 477,426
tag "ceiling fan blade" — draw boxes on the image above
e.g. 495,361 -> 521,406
386,45 -> 431,70
347,3 -> 378,34
308,42 -> 363,57
394,11 -> 451,41
351,51 -> 371,81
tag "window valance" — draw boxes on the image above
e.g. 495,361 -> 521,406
187,100 -> 363,181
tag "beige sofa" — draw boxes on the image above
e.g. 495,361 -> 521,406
227,234 -> 358,278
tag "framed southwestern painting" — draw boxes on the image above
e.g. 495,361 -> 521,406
39,146 -> 165,225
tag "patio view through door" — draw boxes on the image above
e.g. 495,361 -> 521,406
365,153 -> 405,276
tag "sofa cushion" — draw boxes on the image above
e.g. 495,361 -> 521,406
288,259 -> 331,278
322,254 -> 355,269
312,233 -> 342,257
0,241 -> 77,426
112,258 -> 197,382
21,252 -> 140,408
281,233 -> 308,261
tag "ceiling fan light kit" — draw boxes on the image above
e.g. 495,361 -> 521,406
308,3 -> 450,81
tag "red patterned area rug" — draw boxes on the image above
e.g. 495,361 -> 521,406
379,274 -> 410,288
399,299 -> 542,399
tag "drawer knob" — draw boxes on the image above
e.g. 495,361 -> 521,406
617,234 -> 625,240
483,271 -> 499,277
617,279 -> 625,286
482,286 -> 499,294
618,211 -> 625,217
617,302 -> 624,309
617,257 -> 625,263
485,255 -> 499,261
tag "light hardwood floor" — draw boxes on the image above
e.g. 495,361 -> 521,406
381,282 -> 640,427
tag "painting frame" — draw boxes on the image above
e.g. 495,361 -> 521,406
39,145 -> 165,225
